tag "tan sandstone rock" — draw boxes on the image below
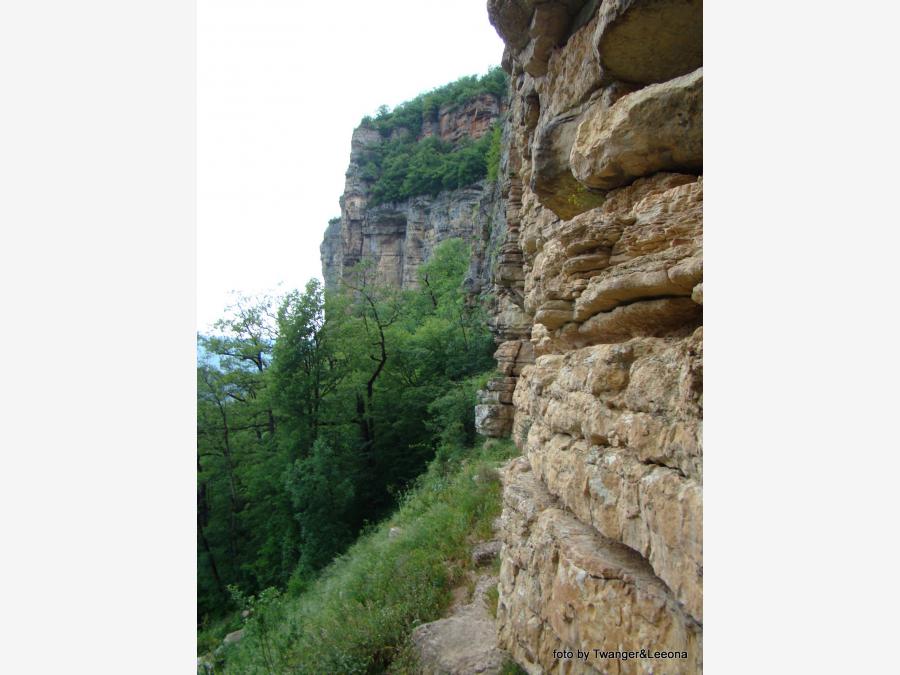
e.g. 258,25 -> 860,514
485,0 -> 703,664
530,106 -> 607,220
525,12 -> 620,220
570,69 -> 703,191
594,0 -> 703,85
496,462 -> 702,674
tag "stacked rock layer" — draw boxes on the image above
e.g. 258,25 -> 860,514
482,1 -> 703,672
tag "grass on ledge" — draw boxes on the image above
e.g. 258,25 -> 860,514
210,437 -> 518,674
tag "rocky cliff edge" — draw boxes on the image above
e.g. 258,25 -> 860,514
479,1 -> 703,672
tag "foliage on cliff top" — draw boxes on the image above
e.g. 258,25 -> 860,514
208,436 -> 517,674
362,128 -> 497,206
355,67 -> 507,206
361,67 -> 507,138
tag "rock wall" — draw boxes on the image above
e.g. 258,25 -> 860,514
320,95 -> 507,293
482,1 -> 703,672
422,93 -> 504,144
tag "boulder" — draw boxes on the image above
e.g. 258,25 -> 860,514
222,629 -> 244,646
594,0 -> 703,85
530,107 -> 606,220
520,3 -> 571,77
570,68 -> 702,191
486,0 -> 535,51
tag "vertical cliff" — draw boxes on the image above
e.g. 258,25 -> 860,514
479,1 -> 703,672
320,91 -> 508,293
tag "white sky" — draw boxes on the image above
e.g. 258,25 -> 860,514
197,0 -> 505,331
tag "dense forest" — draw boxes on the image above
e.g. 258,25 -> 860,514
357,68 -> 506,205
197,240 -> 496,624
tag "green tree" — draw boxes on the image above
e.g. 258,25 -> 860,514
284,438 -> 358,578
198,240 -> 497,628
197,292 -> 299,619
270,280 -> 341,460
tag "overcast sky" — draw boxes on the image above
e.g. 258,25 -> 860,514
197,0 -> 505,330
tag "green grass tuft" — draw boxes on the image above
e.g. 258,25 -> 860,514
485,584 -> 500,620
500,659 -> 529,675
197,612 -> 241,656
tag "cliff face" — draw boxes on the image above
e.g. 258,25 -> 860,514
480,1 -> 703,672
320,95 -> 507,292
422,93 -> 503,144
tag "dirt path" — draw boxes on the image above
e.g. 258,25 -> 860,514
411,573 -> 509,674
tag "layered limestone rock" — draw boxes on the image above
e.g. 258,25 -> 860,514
421,93 -> 504,144
476,341 -> 535,437
594,0 -> 703,85
485,0 -> 703,671
476,125 -> 535,440
497,459 -> 701,674
320,95 -> 507,293
570,69 -> 702,190
513,328 -> 703,622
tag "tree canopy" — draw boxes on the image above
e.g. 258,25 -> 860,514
355,67 -> 507,206
362,131 -> 498,205
197,240 -> 495,622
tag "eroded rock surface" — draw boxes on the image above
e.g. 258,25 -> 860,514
595,0 -> 703,85
422,94 -> 504,144
496,460 -> 701,674
571,69 -> 702,190
515,328 -> 703,621
485,0 -> 702,671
